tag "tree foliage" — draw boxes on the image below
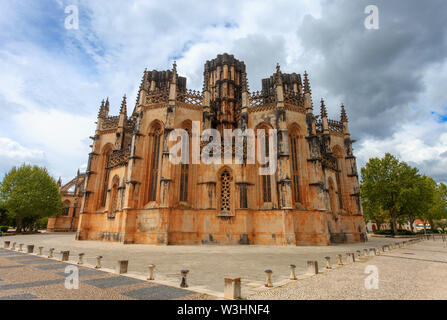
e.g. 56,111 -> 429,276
360,153 -> 442,234
0,164 -> 63,232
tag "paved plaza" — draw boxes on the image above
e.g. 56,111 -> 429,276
0,233 -> 421,299
249,238 -> 447,300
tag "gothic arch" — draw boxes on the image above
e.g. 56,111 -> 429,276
108,175 -> 120,218
144,120 -> 164,204
328,177 -> 338,214
179,120 -> 192,204
98,143 -> 114,209
255,123 -> 275,206
217,166 -> 234,216
332,145 -> 344,210
62,200 -> 71,216
288,123 -> 304,204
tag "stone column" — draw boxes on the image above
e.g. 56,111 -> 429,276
306,261 -> 319,275
224,278 -> 241,300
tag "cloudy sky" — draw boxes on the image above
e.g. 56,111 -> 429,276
0,0 -> 446,184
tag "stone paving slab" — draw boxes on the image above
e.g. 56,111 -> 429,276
83,276 -> 142,289
0,293 -> 38,300
0,278 -> 65,291
122,285 -> 192,300
0,265 -> 23,269
6,255 -> 42,260
55,268 -> 109,278
18,259 -> 60,265
34,264 -> 69,270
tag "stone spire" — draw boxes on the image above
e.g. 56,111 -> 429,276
340,104 -> 348,122
320,98 -> 328,118
274,63 -> 283,86
105,98 -> 110,117
98,100 -> 106,118
303,71 -> 311,94
171,61 -> 177,84
120,95 -> 127,116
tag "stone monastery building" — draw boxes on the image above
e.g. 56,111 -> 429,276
72,53 -> 367,246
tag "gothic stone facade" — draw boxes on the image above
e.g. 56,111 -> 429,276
76,53 -> 367,246
47,172 -> 86,232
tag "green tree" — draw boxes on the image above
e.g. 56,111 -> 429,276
360,153 -> 425,235
0,164 -> 63,232
423,180 -> 447,232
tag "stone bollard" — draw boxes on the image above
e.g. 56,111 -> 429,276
346,253 -> 356,263
60,251 -> 69,262
337,254 -> 343,266
356,250 -> 362,260
364,249 -> 369,257
77,253 -> 85,265
4,241 -> 10,249
381,245 -> 386,252
48,248 -> 55,258
376,247 -> 381,255
18,244 -> 24,252
224,278 -> 241,300
38,247 -> 44,255
27,245 -> 34,254
289,265 -> 297,280
116,260 -> 128,274
180,270 -> 189,288
264,270 -> 273,287
95,256 -> 103,269
147,264 -> 155,280
369,248 -> 376,256
325,257 -> 332,269
306,261 -> 319,275
12,242 -> 16,250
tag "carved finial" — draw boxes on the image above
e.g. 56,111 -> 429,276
120,94 -> 127,115
57,177 -> 62,188
320,99 -> 328,118
77,169 -> 80,177
173,61 -> 177,74
341,104 -> 348,122
98,99 -> 106,118
105,97 -> 110,113
303,71 -> 311,94
276,63 -> 281,74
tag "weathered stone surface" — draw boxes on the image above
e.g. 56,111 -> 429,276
50,54 -> 366,246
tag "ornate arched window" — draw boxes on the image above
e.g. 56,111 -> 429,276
289,127 -> 301,203
257,124 -> 273,204
328,178 -> 338,214
333,146 -> 344,210
148,124 -> 162,202
62,200 -> 71,216
109,176 -> 119,219
220,169 -> 232,215
100,146 -> 113,208
179,126 -> 191,203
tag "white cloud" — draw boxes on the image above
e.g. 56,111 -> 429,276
0,0 -> 446,184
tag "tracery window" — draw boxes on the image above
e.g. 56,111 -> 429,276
259,127 -> 272,203
108,176 -> 119,219
149,127 -> 162,202
240,184 -> 248,209
289,133 -> 301,203
220,170 -> 232,214
101,149 -> 112,207
179,128 -> 191,203
62,201 -> 70,216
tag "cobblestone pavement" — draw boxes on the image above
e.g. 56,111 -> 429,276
2,233 -> 412,297
0,248 -> 213,300
248,238 -> 447,300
